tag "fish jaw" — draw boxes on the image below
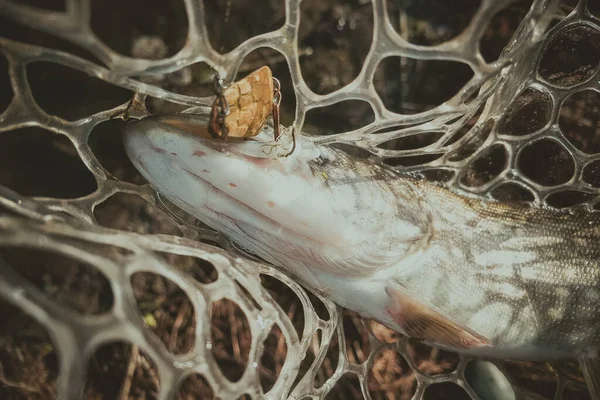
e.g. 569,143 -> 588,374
125,118 -> 364,244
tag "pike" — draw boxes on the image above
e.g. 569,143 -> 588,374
124,114 -> 600,398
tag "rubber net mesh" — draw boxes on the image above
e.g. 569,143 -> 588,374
0,0 -> 599,399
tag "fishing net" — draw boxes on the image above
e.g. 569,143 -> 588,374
0,0 -> 598,398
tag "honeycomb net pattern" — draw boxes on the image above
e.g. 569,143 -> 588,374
0,0 -> 599,399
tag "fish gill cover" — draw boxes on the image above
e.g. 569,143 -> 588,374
0,0 -> 599,399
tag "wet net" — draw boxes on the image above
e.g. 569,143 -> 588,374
0,0 -> 599,399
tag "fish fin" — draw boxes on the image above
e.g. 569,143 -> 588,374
579,353 -> 600,400
385,287 -> 492,350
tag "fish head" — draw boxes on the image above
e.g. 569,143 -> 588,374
123,114 -> 418,281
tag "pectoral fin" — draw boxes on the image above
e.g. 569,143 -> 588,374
386,287 -> 492,350
579,354 -> 600,400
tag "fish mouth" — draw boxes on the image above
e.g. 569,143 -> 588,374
123,121 -> 282,241
123,116 -> 347,247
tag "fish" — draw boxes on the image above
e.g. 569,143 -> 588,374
123,113 -> 600,393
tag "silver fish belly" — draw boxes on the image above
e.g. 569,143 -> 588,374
123,115 -> 600,361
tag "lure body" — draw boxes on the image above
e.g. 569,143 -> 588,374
124,116 -> 600,361
210,66 -> 275,139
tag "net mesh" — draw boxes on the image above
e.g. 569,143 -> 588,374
0,0 -> 599,398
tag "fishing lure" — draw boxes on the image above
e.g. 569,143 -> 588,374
209,66 -> 282,141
